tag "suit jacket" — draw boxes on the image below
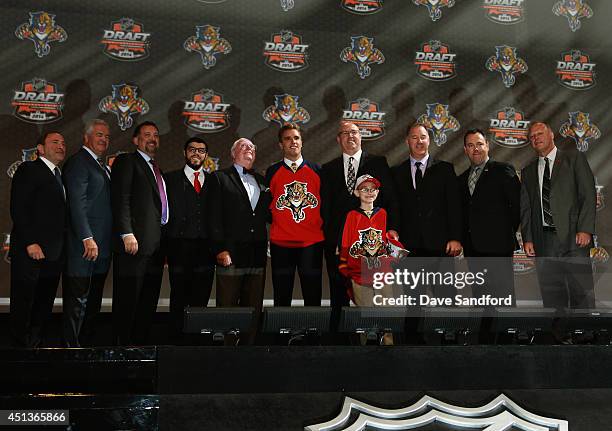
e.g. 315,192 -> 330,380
320,152 -> 398,249
392,157 -> 462,253
111,151 -> 164,256
209,166 -> 271,268
63,148 -> 112,274
458,160 -> 520,256
521,144 -> 596,257
9,158 -> 66,261
165,168 -> 211,240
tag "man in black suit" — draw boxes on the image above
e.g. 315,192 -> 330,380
392,124 -> 462,302
62,119 -> 112,347
209,138 -> 270,319
9,131 -> 66,347
458,128 -> 520,303
165,137 -> 215,343
320,120 -> 398,324
521,122 -> 596,309
111,121 -> 168,345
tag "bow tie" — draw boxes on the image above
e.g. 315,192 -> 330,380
241,167 -> 256,176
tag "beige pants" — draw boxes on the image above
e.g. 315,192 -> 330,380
351,280 -> 395,345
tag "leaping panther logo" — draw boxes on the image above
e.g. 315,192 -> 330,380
276,181 -> 318,223
184,25 -> 232,69
485,45 -> 528,88
340,36 -> 385,79
417,103 -> 460,146
413,0 -> 455,21
349,228 -> 392,270
15,11 -> 67,58
99,84 -> 150,131
280,0 -> 295,11
559,111 -> 601,152
263,94 -> 310,126
553,0 -> 593,32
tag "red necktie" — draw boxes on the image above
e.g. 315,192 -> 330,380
193,171 -> 201,194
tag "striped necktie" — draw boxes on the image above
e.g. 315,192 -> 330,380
542,157 -> 554,226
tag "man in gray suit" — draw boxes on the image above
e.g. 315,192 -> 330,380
521,121 -> 596,309
62,119 -> 112,346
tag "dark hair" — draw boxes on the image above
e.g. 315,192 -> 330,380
37,130 -> 63,147
184,136 -> 208,152
528,121 -> 552,134
463,128 -> 487,146
278,123 -> 302,142
132,121 -> 159,138
405,122 -> 427,137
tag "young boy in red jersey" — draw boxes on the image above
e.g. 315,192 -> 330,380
339,174 -> 406,307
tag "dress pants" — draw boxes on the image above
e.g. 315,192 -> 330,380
216,265 -> 266,344
10,255 -> 62,348
62,256 -> 110,347
167,238 -> 215,343
324,244 -> 351,331
112,247 -> 165,346
536,229 -> 595,309
271,242 -> 323,306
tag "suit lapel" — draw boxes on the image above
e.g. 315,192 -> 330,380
134,151 -> 159,197
81,148 -> 110,184
472,160 -> 491,197
550,149 -> 564,186
228,166 -> 251,204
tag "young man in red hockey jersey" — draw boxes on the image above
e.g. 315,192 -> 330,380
265,124 -> 324,306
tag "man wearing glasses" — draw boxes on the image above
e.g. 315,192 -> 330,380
164,137 -> 215,343
321,121 -> 399,328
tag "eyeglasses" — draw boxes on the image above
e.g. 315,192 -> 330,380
187,147 -> 207,155
357,188 -> 378,193
338,130 -> 360,137
239,143 -> 257,151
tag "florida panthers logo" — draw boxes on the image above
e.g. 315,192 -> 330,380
263,94 -> 310,126
280,0 -> 295,11
559,111 -> 601,152
349,228 -> 392,270
184,25 -> 232,69
340,36 -> 385,79
417,103 -> 460,146
413,0 -> 455,21
276,181 -> 318,223
553,0 -> 593,32
15,11 -> 67,58
485,45 -> 528,88
99,84 -> 150,131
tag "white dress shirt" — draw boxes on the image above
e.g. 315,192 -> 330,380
409,153 -> 429,189
538,146 -> 557,227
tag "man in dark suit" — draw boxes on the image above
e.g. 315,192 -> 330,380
165,137 -> 215,343
320,121 -> 398,324
458,129 -> 520,302
62,119 -> 112,347
209,138 -> 270,324
111,121 -> 168,345
521,122 -> 596,309
392,124 -> 462,303
392,123 -> 462,257
9,131 -> 66,347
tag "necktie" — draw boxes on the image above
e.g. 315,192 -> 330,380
347,156 -> 356,194
542,157 -> 554,226
54,167 -> 65,199
193,171 -> 201,193
97,157 -> 110,177
290,162 -> 298,173
468,167 -> 480,196
150,159 -> 168,224
414,161 -> 423,190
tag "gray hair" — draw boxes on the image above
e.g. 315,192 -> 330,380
230,138 -> 256,158
84,118 -> 109,136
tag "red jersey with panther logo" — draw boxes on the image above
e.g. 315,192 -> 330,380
265,160 -> 324,248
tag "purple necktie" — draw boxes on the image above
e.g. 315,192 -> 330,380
150,159 -> 168,224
